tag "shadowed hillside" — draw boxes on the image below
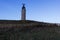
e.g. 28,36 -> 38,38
0,20 -> 60,40
0,20 -> 58,28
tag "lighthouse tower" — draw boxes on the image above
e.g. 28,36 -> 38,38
21,4 -> 26,20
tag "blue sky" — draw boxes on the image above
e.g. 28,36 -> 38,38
0,0 -> 60,23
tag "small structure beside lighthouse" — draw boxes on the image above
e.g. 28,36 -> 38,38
21,4 -> 26,20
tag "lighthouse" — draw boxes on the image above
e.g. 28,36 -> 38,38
21,4 -> 26,20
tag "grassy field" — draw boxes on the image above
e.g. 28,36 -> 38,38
0,20 -> 59,40
0,26 -> 60,40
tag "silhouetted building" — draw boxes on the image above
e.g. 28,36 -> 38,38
21,4 -> 26,20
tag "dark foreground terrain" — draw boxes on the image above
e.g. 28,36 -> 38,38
0,26 -> 60,40
0,20 -> 60,40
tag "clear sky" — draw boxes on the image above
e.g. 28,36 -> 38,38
0,0 -> 60,23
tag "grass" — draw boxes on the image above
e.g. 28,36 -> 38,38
0,26 -> 60,40
0,20 -> 59,40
